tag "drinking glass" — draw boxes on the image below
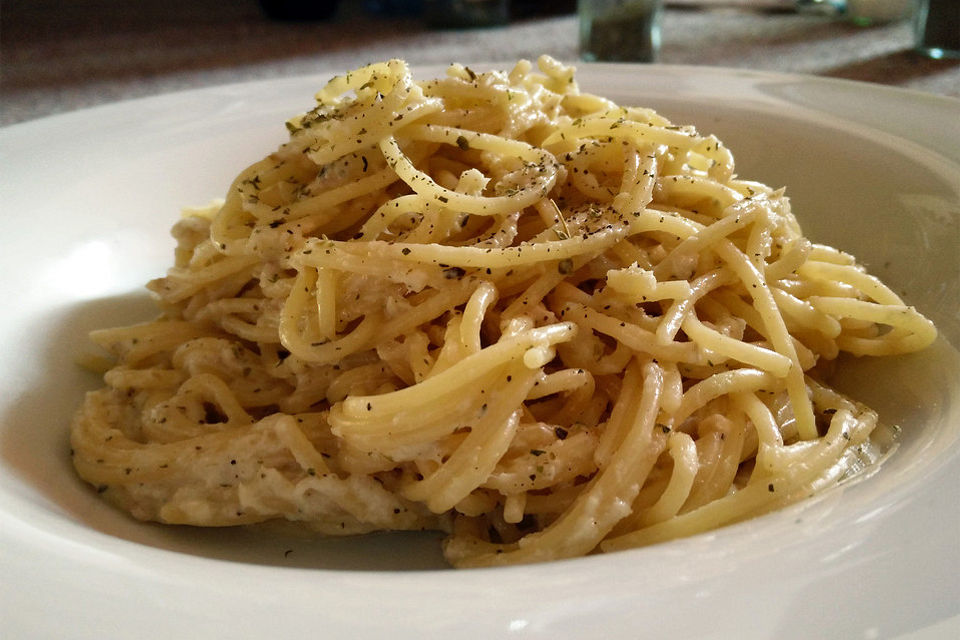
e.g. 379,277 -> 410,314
914,0 -> 960,59
578,0 -> 663,63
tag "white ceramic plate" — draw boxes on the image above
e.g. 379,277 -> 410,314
1,64 -> 958,639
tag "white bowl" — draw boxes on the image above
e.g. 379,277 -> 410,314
1,64 -> 957,639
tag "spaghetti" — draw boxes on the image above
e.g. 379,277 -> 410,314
71,57 -> 937,567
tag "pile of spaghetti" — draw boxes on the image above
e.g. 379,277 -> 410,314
71,57 -> 937,567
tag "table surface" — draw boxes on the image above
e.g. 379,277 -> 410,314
1,0 -> 958,127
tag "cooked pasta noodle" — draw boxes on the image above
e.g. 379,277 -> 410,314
71,57 -> 937,567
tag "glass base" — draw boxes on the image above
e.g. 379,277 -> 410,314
915,46 -> 960,60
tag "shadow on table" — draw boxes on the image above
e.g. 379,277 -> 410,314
820,48 -> 960,87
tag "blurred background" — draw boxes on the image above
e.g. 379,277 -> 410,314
1,0 -> 957,126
